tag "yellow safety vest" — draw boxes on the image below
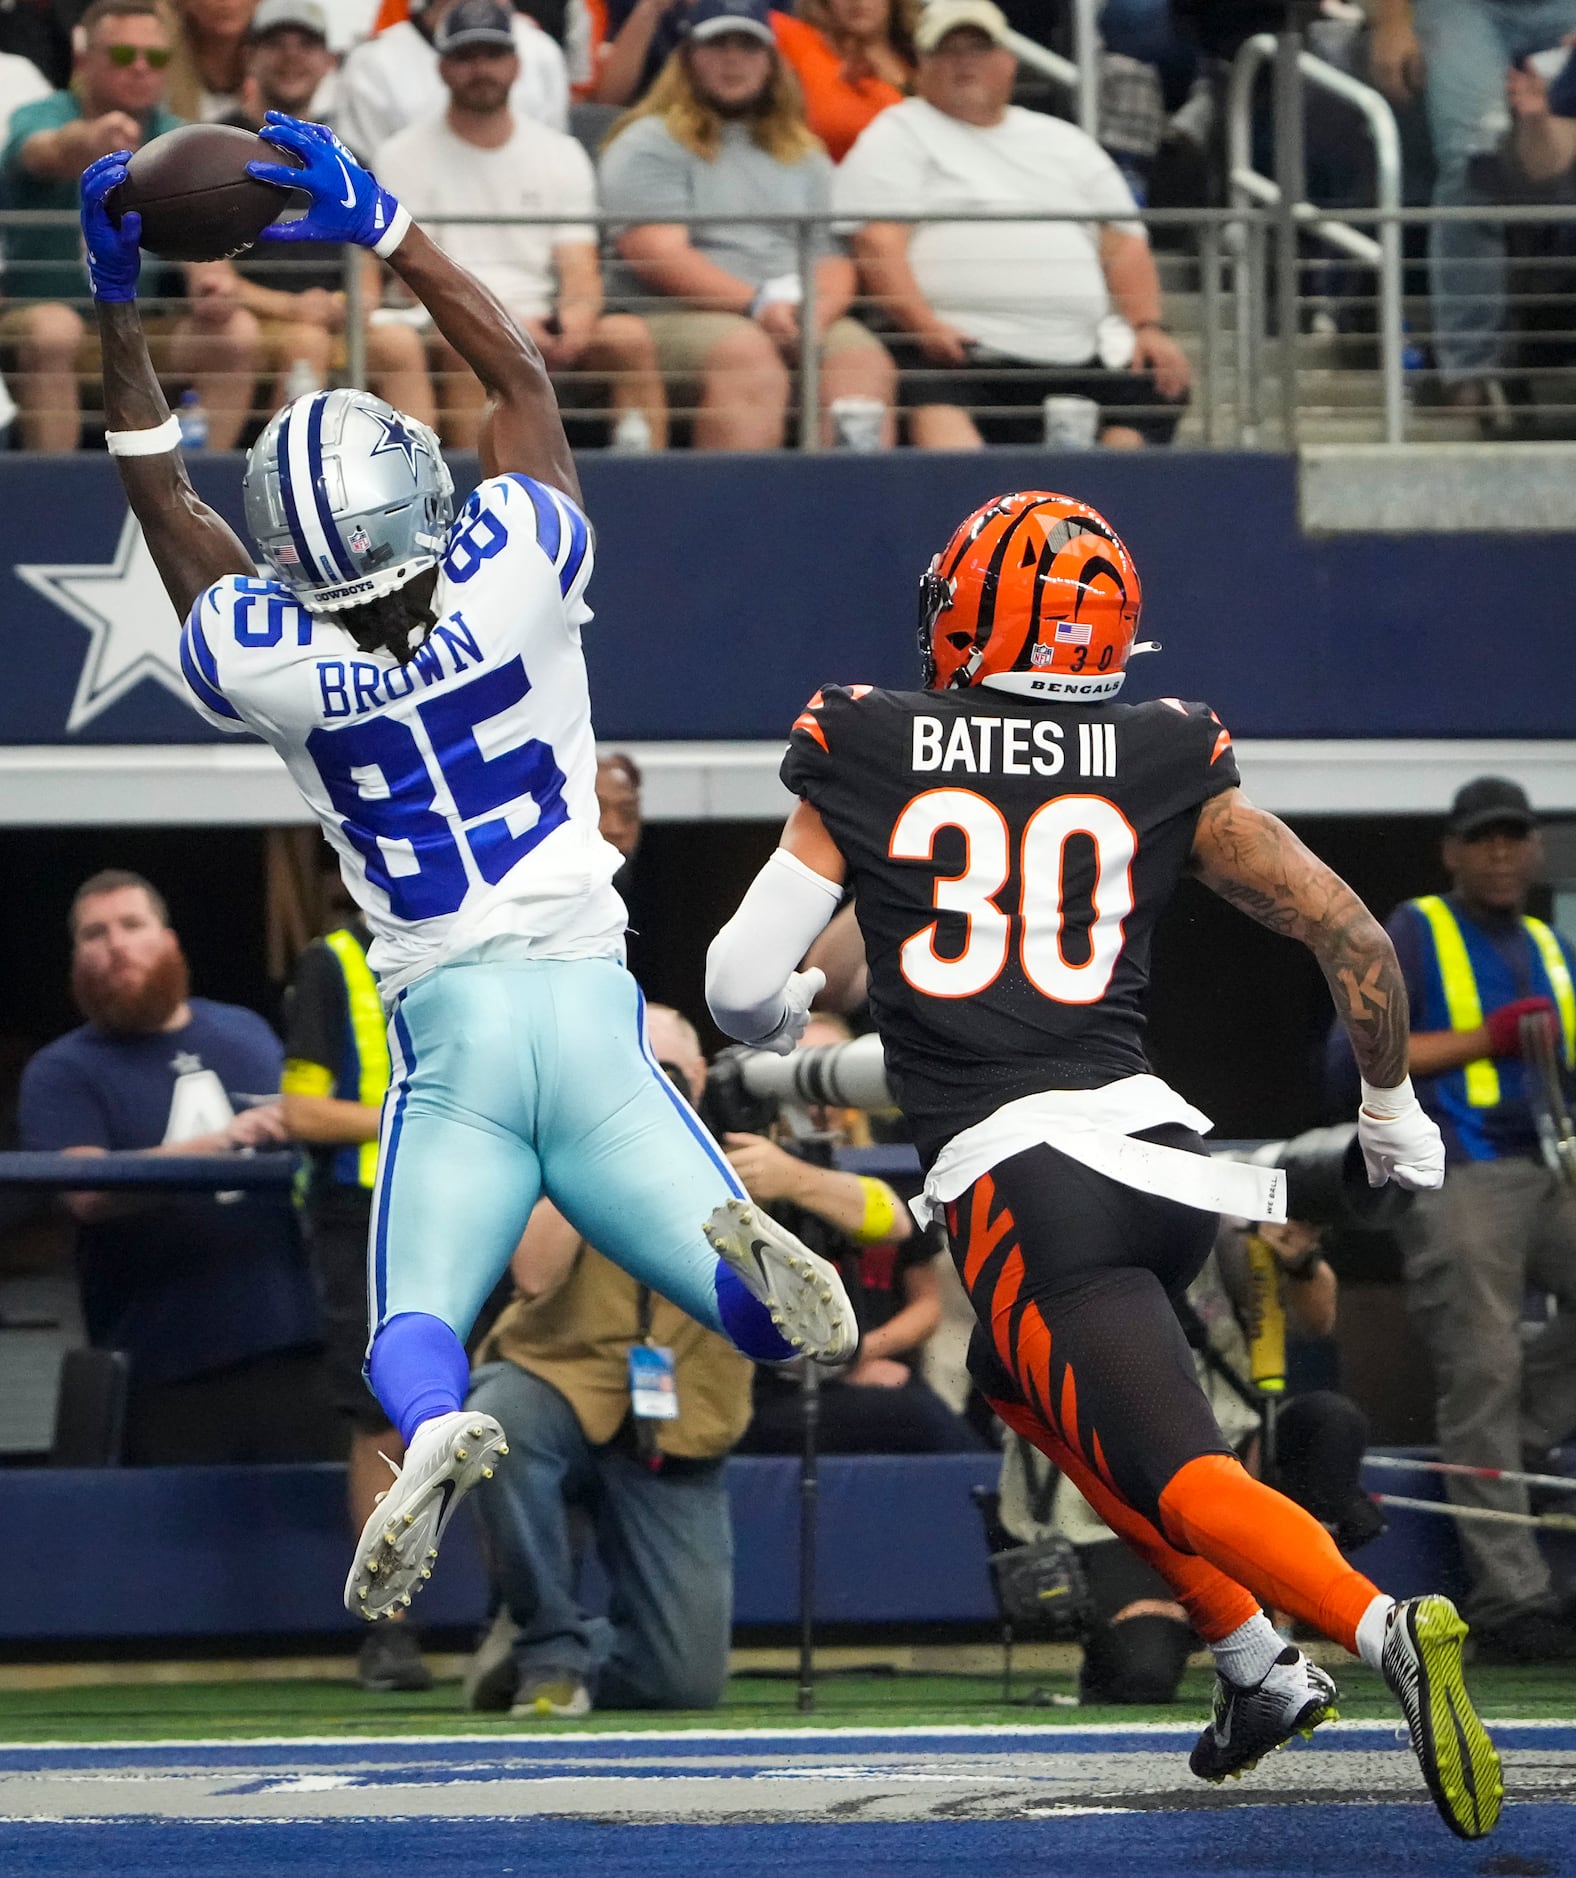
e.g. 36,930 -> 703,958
1413,895 -> 1576,1108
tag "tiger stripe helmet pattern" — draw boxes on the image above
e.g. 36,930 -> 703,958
918,491 -> 1145,701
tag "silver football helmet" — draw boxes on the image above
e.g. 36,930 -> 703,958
243,388 -> 454,613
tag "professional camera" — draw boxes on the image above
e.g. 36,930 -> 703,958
702,1032 -> 892,1140
1238,1124 -> 1415,1230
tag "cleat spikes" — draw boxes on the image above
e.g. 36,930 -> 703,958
455,1447 -> 468,1463
481,1466 -> 494,1480
496,1442 -> 509,1456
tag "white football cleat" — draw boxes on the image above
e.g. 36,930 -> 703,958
705,1197 -> 859,1365
345,1410 -> 508,1622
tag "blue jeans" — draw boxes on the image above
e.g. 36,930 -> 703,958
1416,0 -> 1576,378
467,1360 -> 734,1708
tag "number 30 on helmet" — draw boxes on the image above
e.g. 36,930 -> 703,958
918,491 -> 1153,700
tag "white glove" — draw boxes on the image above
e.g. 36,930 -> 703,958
1357,1077 -> 1445,1191
748,968 -> 826,1056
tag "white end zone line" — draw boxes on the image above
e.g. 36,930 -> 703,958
3,1718 -> 1573,1754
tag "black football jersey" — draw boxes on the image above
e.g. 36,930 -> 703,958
780,685 -> 1241,1166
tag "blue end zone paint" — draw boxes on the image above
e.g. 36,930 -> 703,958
2,1808 -> 1573,1878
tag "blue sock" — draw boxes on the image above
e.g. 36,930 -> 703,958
368,1311 -> 470,1445
714,1261 -> 796,1362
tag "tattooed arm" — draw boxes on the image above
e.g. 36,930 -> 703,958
1190,788 -> 1445,1189
1189,788 -> 1407,1085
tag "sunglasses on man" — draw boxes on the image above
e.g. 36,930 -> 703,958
104,43 -> 172,67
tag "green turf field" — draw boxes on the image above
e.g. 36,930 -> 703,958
0,1662 -> 1570,1745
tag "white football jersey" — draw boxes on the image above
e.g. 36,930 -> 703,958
180,473 -> 627,996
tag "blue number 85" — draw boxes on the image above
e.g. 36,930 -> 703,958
307,656 -> 568,921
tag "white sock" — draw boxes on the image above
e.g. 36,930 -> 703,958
1355,1593 -> 1396,1671
1211,1612 -> 1286,1687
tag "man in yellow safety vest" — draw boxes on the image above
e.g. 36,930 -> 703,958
281,915 -> 432,1694
1388,776 -> 1576,1663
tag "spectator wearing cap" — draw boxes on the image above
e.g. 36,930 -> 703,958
374,0 -> 665,449
190,0 -> 438,428
599,0 -> 895,450
338,0 -> 568,158
833,0 -> 1191,449
588,0 -> 914,157
1376,778 -> 1576,1662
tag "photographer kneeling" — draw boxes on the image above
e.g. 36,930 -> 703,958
723,1015 -> 980,1454
462,1005 -> 754,1718
995,1200 -> 1380,1705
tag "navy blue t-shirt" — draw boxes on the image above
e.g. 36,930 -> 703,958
18,999 -> 321,1386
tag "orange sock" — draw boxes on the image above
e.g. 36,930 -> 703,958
1158,1452 -> 1380,1655
989,1396 -> 1261,1645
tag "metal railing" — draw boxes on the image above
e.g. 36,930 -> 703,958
16,198 -> 1576,452
1226,33 -> 1405,444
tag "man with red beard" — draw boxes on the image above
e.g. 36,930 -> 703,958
18,870 -> 338,1465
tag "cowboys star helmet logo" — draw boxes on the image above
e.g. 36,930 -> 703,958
368,410 -> 422,478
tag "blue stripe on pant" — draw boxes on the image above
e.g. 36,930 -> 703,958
369,956 -> 737,1343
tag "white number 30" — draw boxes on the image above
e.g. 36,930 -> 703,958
889,789 -> 1137,1004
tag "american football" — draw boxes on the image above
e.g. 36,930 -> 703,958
106,122 -> 300,263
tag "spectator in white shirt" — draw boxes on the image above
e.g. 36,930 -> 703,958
0,48 -> 50,144
834,0 -> 1191,449
375,0 -> 665,447
339,0 -> 568,156
600,0 -> 895,451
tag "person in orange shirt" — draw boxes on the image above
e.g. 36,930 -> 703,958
773,0 -> 914,161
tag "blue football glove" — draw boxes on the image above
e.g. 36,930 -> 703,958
81,150 -> 142,303
247,113 -> 409,256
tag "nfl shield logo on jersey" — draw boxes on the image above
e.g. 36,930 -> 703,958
349,526 -> 372,555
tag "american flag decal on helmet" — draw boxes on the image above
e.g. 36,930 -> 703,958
1054,619 -> 1093,645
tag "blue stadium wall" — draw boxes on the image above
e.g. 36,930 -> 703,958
2,448 -> 1571,749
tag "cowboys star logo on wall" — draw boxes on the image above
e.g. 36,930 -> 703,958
18,511 -> 199,733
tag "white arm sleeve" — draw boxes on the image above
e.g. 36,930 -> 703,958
706,848 -> 844,1047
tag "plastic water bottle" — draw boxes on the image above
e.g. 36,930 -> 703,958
284,357 -> 322,402
176,387 -> 208,450
609,408 -> 652,453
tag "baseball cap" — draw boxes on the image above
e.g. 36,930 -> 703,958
435,0 -> 516,54
248,0 -> 329,39
914,0 -> 1013,53
685,0 -> 776,47
1446,776 -> 1537,838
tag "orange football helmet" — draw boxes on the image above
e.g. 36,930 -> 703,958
918,491 -> 1148,700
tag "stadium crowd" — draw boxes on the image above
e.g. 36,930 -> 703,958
2,0 -> 1575,444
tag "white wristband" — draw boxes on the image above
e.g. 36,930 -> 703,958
105,414 -> 182,457
372,202 -> 411,260
1360,1075 -> 1417,1118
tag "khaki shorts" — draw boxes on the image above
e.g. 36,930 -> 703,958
640,307 -> 885,404
0,301 -> 186,386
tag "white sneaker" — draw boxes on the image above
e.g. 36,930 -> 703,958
705,1198 -> 858,1364
344,1410 -> 508,1622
